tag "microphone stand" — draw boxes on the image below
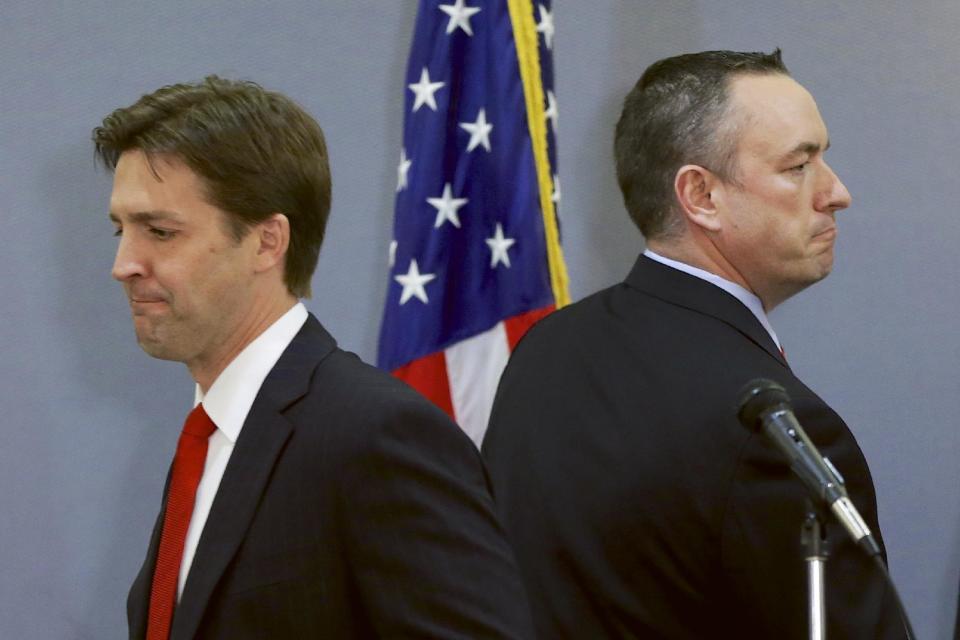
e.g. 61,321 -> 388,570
737,379 -> 916,639
801,500 -> 830,640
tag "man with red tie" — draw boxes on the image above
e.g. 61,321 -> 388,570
96,76 -> 533,639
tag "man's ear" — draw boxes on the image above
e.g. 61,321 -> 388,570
253,213 -> 290,273
674,165 -> 722,233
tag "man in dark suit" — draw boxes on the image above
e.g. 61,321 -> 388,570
96,76 -> 533,639
482,50 -> 907,638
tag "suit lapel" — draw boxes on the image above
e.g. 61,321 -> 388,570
625,254 -> 789,368
169,315 -> 337,640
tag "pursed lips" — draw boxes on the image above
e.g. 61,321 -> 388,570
128,294 -> 168,313
812,225 -> 837,241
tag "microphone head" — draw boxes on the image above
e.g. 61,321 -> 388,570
736,378 -> 791,429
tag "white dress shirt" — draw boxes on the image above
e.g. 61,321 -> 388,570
643,249 -> 782,351
177,302 -> 309,600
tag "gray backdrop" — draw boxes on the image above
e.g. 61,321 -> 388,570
2,1 -> 957,638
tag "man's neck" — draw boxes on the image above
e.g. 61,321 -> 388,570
643,247 -> 783,351
190,293 -> 299,393
646,236 -> 778,311
647,237 -> 734,282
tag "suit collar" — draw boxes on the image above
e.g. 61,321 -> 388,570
130,315 -> 337,640
625,254 -> 789,368
197,302 -> 310,444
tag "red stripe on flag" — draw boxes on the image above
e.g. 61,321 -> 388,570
393,351 -> 456,420
504,305 -> 555,350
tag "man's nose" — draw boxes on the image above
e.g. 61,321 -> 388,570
111,235 -> 145,282
817,161 -> 852,213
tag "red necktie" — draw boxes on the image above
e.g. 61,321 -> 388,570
146,404 -> 216,640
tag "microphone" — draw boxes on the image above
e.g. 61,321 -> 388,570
736,379 -> 882,558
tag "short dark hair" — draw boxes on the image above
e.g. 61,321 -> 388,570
93,75 -> 331,298
614,49 -> 789,239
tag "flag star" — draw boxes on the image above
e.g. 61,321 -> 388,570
388,240 -> 397,268
536,4 -> 555,50
551,173 -> 561,204
396,148 -> 412,192
486,223 -> 516,269
459,108 -> 493,152
427,183 -> 469,228
439,0 -> 481,36
408,67 -> 445,112
544,90 -> 559,133
394,259 -> 436,305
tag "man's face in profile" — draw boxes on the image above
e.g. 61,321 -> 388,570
711,74 -> 852,307
108,150 -> 260,371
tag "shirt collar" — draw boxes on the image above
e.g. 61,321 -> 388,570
194,302 -> 309,442
643,249 -> 781,350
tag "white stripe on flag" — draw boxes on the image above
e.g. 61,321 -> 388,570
444,322 -> 511,449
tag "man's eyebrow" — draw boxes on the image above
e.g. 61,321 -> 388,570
781,139 -> 831,161
108,210 -> 182,224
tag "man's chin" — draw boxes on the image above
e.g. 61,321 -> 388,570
815,254 -> 835,281
803,249 -> 835,284
801,264 -> 833,290
775,261 -> 833,307
137,341 -> 181,361
135,330 -> 184,362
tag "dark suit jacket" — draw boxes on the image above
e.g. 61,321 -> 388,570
128,314 -> 534,639
482,255 -> 905,639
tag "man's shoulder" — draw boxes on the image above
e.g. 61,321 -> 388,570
285,315 -> 448,422
511,271 -> 710,362
290,344 -> 487,497
306,347 -> 444,417
286,343 -> 466,449
517,280 -> 635,342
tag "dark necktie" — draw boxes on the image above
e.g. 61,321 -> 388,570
146,404 -> 216,640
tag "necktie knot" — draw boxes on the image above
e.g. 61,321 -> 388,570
182,404 -> 216,439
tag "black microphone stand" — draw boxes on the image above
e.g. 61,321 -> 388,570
801,500 -> 830,640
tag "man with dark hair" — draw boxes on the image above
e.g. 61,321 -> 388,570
98,76 -> 533,639
483,50 -> 907,638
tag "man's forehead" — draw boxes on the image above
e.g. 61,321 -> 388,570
115,148 -> 189,181
727,73 -> 829,155
728,72 -> 811,103
110,150 -> 205,214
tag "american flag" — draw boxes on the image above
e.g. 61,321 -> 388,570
377,0 -> 569,447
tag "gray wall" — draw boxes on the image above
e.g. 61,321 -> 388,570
2,1 -> 957,638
